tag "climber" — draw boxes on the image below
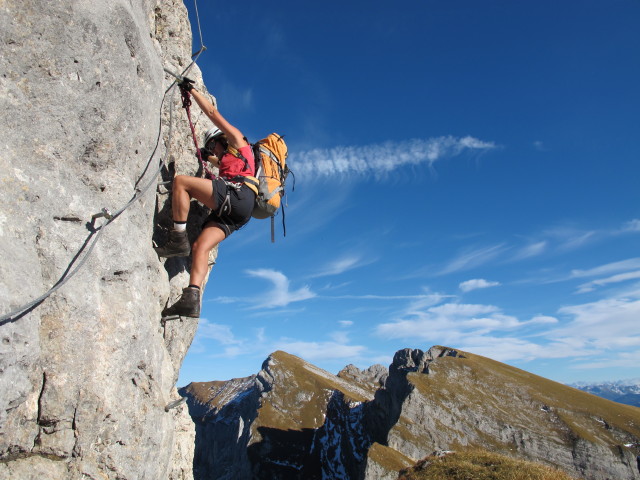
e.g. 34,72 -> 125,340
155,78 -> 256,318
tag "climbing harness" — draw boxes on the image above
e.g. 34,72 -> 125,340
0,1 -> 207,325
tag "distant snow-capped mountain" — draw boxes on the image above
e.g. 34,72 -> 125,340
570,379 -> 640,407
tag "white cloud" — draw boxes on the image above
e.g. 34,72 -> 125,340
527,315 -> 559,325
457,336 -> 583,363
622,219 -> 640,232
512,241 -> 547,260
570,257 -> 640,279
571,349 -> 640,370
197,319 -> 239,344
375,301 -> 522,342
373,284 -> 640,371
329,294 -> 447,301
339,320 -> 354,327
439,244 -> 507,275
459,278 -> 501,292
311,254 -> 372,278
246,269 -> 316,308
290,136 -> 497,180
541,226 -> 598,252
189,318 -> 244,354
274,339 -> 366,362
553,290 -> 640,350
330,330 -> 350,344
576,270 -> 640,293
558,231 -> 597,251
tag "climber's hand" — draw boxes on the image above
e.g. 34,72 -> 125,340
178,76 -> 194,91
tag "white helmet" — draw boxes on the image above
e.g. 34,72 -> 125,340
203,127 -> 223,147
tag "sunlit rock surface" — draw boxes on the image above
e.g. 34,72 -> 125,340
0,0 -> 216,477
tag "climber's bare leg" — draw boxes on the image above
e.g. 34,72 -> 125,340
172,175 -> 215,221
190,223 -> 226,287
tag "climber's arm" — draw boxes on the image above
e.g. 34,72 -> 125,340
188,88 -> 248,149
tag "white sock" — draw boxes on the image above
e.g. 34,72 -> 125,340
173,222 -> 187,232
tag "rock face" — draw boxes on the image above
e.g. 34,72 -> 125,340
181,347 -> 640,480
0,0 -> 215,478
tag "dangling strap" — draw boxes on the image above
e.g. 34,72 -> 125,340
271,216 -> 276,243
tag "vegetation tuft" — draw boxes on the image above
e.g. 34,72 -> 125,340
397,448 -> 580,480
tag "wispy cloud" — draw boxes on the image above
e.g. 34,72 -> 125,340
553,287 -> 640,351
570,257 -> 640,279
374,285 -> 640,370
274,339 -> 366,362
559,231 -> 597,251
290,136 -> 497,180
189,318 -> 244,355
196,319 -> 240,344
622,219 -> 640,232
511,241 -> 547,261
459,278 -> 501,292
576,270 -> 640,293
527,315 -> 559,325
310,254 -> 373,278
327,294 -> 447,301
533,140 -> 547,152
376,301 -> 522,342
246,269 -> 316,308
439,243 -> 507,275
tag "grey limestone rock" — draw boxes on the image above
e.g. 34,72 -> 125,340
0,0 -> 216,478
339,363 -> 388,391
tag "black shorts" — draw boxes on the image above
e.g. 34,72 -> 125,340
204,178 -> 255,237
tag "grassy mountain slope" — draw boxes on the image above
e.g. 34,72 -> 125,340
398,448 -> 580,480
385,348 -> 640,479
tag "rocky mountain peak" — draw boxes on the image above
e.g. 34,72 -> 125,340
181,346 -> 640,480
390,346 -> 464,374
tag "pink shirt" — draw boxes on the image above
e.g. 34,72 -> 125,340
219,145 -> 255,179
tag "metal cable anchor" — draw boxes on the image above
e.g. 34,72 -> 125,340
89,208 -> 113,231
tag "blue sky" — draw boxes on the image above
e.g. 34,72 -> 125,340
177,0 -> 640,386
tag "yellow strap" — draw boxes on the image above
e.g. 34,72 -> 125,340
243,176 -> 258,195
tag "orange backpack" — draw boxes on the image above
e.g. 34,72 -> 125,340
243,134 -> 292,241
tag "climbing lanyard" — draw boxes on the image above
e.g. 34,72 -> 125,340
179,86 -> 215,178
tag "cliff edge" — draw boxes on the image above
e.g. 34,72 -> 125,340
0,0 -> 212,478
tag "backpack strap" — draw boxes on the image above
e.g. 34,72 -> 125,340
242,176 -> 259,195
227,145 -> 252,173
259,145 -> 283,170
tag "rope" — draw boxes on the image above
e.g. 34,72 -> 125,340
0,13 -> 207,325
0,89 -> 175,325
180,86 -> 214,178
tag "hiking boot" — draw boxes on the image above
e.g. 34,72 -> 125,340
162,287 -> 200,318
155,229 -> 191,258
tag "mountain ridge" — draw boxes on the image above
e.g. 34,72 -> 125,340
570,379 -> 640,408
181,346 -> 640,480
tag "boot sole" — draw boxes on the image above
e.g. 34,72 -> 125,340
154,249 -> 191,258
